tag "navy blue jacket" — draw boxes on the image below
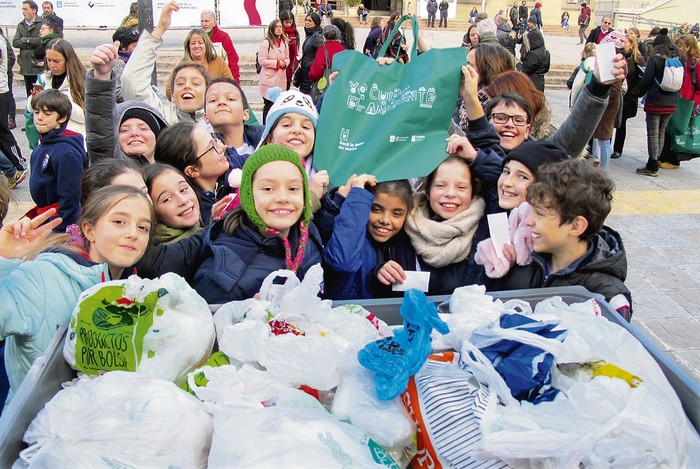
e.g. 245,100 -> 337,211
323,188 -> 416,300
29,127 -> 87,231
193,214 -> 324,304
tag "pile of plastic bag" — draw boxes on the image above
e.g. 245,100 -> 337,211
14,270 -> 700,467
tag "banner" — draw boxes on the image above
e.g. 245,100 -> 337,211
0,0 -> 269,29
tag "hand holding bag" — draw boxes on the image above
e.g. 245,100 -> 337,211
314,15 -> 466,185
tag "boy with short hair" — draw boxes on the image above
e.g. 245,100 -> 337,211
204,77 -> 263,169
491,159 -> 632,321
29,89 -> 87,231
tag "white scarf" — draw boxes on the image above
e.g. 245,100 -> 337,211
405,195 -> 486,268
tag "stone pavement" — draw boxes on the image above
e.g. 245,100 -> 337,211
4,25 -> 700,382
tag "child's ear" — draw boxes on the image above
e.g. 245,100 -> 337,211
82,223 -> 95,245
242,108 -> 250,123
57,114 -> 68,125
569,215 -> 589,237
184,165 -> 199,178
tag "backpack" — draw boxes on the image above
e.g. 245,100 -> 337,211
255,52 -> 262,74
656,57 -> 684,92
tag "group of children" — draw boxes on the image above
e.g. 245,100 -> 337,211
0,0 -> 633,404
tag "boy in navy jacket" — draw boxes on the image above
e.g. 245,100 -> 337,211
29,89 -> 87,231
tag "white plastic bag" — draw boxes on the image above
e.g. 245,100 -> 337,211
474,297 -> 700,468
63,273 -> 215,384
15,371 -> 213,469
214,266 -> 384,390
207,406 -> 399,468
331,365 -> 416,450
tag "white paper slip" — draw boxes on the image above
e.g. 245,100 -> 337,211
392,271 -> 431,292
596,41 -> 616,82
487,212 -> 510,259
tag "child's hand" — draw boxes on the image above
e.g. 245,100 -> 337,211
211,194 -> 237,221
460,64 -> 479,102
90,42 -> 120,80
154,1 -> 179,38
445,134 -> 477,161
377,260 -> 407,286
0,209 -> 62,260
309,170 -> 329,199
376,57 -> 395,66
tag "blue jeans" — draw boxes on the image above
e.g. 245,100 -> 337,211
593,138 -> 612,170
0,149 -> 15,177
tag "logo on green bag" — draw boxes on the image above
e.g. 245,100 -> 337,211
345,82 -> 437,116
71,285 -> 166,374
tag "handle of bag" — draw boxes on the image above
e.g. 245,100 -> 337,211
377,14 -> 419,62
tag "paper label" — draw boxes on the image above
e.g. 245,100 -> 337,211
487,212 -> 510,259
392,271 -> 431,292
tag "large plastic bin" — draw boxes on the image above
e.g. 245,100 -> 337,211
0,286 -> 698,467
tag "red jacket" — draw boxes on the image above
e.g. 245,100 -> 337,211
309,41 -> 346,82
209,25 -> 240,82
680,58 -> 700,104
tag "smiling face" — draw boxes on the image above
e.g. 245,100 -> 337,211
45,48 -> 66,76
489,102 -> 531,152
188,33 -> 206,62
367,192 -> 408,243
190,124 -> 230,183
33,107 -> 67,133
83,196 -> 152,279
172,67 -> 206,114
427,160 -> 473,220
252,161 -> 305,237
205,81 -> 249,129
150,169 -> 201,229
498,159 -> 534,210
268,113 -> 315,160
118,118 -> 157,161
526,202 -> 571,256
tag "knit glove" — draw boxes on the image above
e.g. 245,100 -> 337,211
475,203 -> 534,278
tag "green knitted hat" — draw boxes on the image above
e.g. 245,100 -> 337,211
240,144 -> 311,230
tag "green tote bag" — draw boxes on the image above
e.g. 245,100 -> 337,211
313,15 -> 466,185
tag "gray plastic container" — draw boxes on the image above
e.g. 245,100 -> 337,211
0,286 -> 698,467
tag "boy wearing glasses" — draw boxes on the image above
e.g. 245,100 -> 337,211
586,16 -> 613,45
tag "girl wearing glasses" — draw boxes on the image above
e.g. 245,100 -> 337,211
153,121 -> 233,224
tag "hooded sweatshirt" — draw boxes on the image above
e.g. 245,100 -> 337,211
29,126 -> 88,230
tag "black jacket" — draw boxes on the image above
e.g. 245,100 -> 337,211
490,226 -> 632,319
639,54 -> 681,107
296,27 -> 324,94
520,29 -> 550,91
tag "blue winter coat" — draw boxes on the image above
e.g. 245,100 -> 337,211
0,250 -> 108,403
219,124 -> 265,169
29,126 -> 87,231
323,188 -> 416,300
193,214 -> 324,304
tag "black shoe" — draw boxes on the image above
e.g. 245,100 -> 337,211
611,152 -> 621,159
636,166 -> 658,177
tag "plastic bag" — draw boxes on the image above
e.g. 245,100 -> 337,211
359,290 -> 449,400
473,296 -> 700,467
331,365 -> 416,450
401,352 -> 507,469
207,406 -> 400,468
15,371 -> 213,469
63,273 -> 215,384
214,266 -> 385,391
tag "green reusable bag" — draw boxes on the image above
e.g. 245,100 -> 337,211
666,97 -> 695,136
671,112 -> 700,155
313,15 -> 466,185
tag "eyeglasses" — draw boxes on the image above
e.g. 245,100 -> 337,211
490,113 -> 529,126
196,137 -> 226,160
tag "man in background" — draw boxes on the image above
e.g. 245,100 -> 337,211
41,1 -> 63,36
12,0 -> 43,96
200,9 -> 240,83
